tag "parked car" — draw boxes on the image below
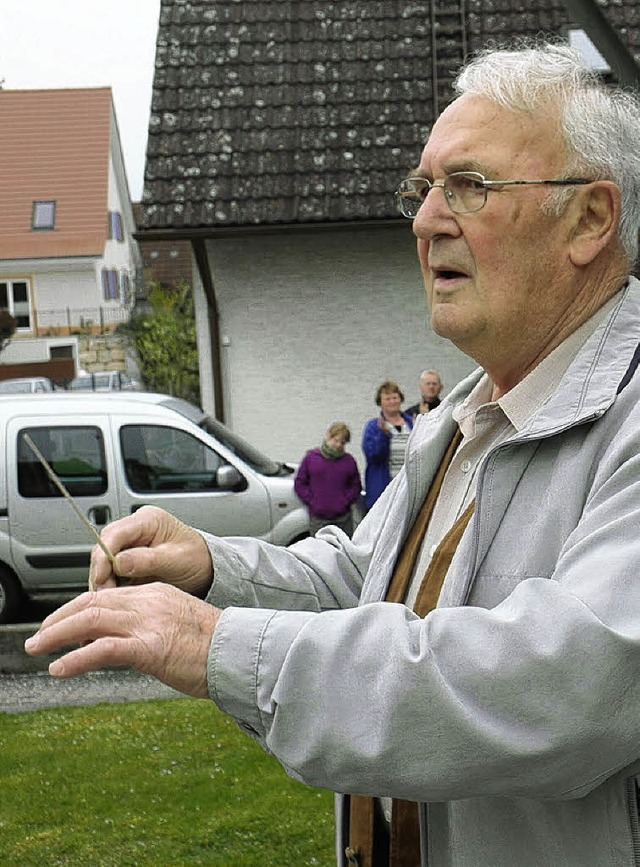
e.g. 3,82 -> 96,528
0,376 -> 54,394
68,370 -> 141,392
0,392 -> 309,621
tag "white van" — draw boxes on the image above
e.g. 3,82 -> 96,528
0,392 -> 309,622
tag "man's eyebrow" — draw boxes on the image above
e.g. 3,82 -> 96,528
407,160 -> 487,179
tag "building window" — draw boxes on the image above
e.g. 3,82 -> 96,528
101,268 -> 120,301
0,279 -> 32,329
108,210 -> 124,241
32,200 -> 56,230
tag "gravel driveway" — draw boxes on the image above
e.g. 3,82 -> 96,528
0,668 -> 185,714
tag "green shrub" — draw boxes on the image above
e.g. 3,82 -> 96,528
122,283 -> 200,404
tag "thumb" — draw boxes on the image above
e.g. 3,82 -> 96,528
114,550 -> 136,579
112,543 -> 187,586
112,546 -> 169,582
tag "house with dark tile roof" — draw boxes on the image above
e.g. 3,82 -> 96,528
137,0 -> 640,468
0,88 -> 141,382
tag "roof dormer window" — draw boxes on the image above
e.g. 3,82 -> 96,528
32,200 -> 56,230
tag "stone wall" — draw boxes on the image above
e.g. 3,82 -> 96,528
77,333 -> 140,379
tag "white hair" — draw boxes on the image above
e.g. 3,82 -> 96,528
454,40 -> 640,264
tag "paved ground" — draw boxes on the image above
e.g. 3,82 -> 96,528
0,668 -> 185,714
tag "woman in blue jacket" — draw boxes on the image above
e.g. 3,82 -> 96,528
361,379 -> 413,509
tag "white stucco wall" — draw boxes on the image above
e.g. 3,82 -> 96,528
0,335 -> 79,365
104,155 -> 138,275
33,265 -> 96,310
200,224 -> 476,472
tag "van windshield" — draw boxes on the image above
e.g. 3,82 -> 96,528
201,417 -> 286,476
159,396 -> 288,477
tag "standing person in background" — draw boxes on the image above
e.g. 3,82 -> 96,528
294,422 -> 362,537
361,380 -> 413,509
406,369 -> 443,418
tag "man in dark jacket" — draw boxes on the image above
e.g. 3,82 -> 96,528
405,369 -> 443,417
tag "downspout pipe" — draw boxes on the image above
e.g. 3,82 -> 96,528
192,238 -> 225,423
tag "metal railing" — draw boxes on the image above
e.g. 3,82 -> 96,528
32,306 -> 133,336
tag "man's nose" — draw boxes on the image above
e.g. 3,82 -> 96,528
412,187 -> 459,240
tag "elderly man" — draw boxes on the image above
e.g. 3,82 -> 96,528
406,369 -> 443,417
26,41 -> 640,867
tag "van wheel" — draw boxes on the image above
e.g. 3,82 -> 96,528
0,567 -> 23,624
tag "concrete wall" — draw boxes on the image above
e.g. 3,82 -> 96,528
202,224 -> 476,471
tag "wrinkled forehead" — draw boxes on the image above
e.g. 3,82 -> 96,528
419,93 -> 564,177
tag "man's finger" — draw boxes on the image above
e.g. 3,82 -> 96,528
25,589 -> 139,652
47,636 -> 134,679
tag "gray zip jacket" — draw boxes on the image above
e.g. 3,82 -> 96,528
205,278 -> 640,866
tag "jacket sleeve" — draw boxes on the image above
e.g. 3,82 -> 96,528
345,455 -> 363,507
361,417 -> 390,464
293,453 -> 312,506
207,415 -> 640,805
203,496 -> 390,614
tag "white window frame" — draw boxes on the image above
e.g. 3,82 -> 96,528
0,278 -> 33,331
32,200 -> 56,230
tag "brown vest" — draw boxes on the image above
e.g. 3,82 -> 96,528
346,431 -> 474,867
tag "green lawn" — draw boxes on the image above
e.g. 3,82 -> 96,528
0,698 -> 335,866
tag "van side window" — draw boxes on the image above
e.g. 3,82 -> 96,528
18,427 -> 107,498
120,424 -> 246,494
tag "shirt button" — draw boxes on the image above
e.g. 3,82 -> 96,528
461,459 -> 472,473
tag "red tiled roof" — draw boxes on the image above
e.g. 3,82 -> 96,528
0,87 -> 112,260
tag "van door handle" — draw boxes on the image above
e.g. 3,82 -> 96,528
88,506 -> 111,526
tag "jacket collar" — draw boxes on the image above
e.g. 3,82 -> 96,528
437,278 -> 640,441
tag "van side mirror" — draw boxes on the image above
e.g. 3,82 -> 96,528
216,464 -> 244,490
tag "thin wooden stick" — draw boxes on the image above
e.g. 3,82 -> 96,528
23,433 -> 115,564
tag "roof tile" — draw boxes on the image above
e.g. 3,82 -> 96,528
141,0 -> 640,231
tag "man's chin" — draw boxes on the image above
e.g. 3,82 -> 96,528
430,309 -> 475,347
430,308 -> 460,337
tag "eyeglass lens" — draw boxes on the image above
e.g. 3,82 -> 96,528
397,173 -> 488,217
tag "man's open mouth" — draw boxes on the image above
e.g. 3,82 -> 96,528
433,268 -> 467,280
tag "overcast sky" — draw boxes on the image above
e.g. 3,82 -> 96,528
0,0 -> 161,200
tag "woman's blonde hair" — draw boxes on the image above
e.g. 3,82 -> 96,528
326,421 -> 351,443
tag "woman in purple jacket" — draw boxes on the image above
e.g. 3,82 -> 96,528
294,422 -> 362,537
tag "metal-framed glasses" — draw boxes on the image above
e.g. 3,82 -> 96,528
396,171 -> 593,218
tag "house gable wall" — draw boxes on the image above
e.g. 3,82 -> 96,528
203,224 -> 476,468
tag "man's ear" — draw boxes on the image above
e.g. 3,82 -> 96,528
568,181 -> 620,266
